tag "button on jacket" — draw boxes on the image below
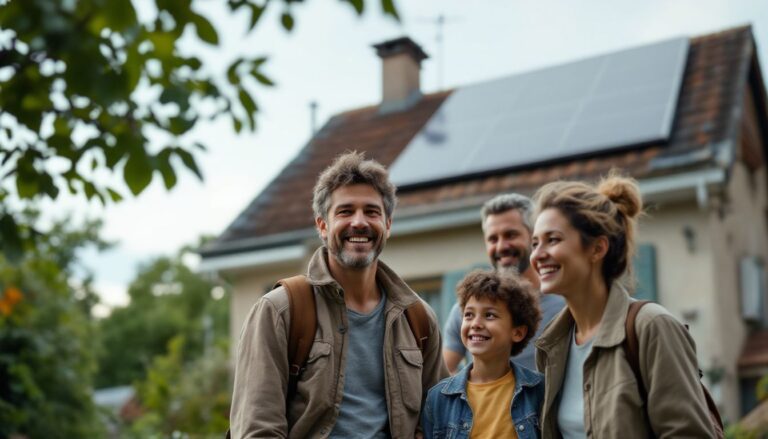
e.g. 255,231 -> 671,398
422,361 -> 544,439
230,247 -> 448,438
535,284 -> 714,438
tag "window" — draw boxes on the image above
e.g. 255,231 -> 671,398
740,256 -> 767,325
634,244 -> 658,302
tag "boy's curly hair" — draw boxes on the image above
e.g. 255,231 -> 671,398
456,269 -> 541,356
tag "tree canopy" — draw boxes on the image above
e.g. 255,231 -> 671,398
0,213 -> 106,438
0,0 -> 399,259
96,245 -> 228,389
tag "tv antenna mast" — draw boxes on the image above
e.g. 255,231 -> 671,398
415,14 -> 460,91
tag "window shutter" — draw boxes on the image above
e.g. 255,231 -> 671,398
634,244 -> 658,302
439,269 -> 470,326
438,263 -> 491,325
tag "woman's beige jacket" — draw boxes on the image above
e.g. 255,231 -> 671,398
535,284 -> 715,438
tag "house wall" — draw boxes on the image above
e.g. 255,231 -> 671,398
226,260 -> 304,353
706,160 -> 768,421
705,80 -> 768,420
381,224 -> 486,279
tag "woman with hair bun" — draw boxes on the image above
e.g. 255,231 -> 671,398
530,173 -> 715,438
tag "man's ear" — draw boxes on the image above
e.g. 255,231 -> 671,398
591,235 -> 609,262
315,216 -> 328,241
511,324 -> 528,343
385,215 -> 392,239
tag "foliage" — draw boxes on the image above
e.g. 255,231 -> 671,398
95,244 -> 228,389
726,424 -> 759,439
0,0 -> 399,260
127,335 -> 231,438
0,213 -> 107,438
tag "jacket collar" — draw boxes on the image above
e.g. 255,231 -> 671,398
441,360 -> 543,397
305,246 -> 420,309
535,282 -> 632,351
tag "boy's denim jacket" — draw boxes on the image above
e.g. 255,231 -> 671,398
421,360 -> 544,438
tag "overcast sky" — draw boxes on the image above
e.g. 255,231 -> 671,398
54,0 -> 767,314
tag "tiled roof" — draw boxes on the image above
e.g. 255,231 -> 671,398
202,26 -> 757,257
739,330 -> 768,369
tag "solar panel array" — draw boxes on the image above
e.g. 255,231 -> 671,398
388,36 -> 690,187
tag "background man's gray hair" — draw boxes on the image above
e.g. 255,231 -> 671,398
480,193 -> 534,231
312,151 -> 397,221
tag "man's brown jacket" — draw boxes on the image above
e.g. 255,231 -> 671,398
230,247 -> 448,438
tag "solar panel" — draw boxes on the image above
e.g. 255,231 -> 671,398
389,36 -> 689,187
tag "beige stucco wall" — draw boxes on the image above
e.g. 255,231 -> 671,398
708,162 -> 768,420
381,224 -> 486,278
226,260 -> 304,353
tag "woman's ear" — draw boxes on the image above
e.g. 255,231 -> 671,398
591,236 -> 609,262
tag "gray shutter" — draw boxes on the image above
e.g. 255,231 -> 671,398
438,263 -> 492,325
634,244 -> 658,302
439,269 -> 469,326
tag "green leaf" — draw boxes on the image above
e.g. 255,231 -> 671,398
107,188 -> 124,202
346,0 -> 364,15
0,213 -> 23,263
251,69 -> 274,86
281,13 -> 294,31
157,149 -> 177,190
226,59 -> 243,85
191,13 -> 219,45
381,0 -> 400,20
232,117 -> 243,134
149,32 -> 176,59
123,150 -> 154,195
83,181 -> 97,200
168,115 -> 197,136
238,89 -> 257,130
174,149 -> 203,181
102,0 -> 138,31
248,4 -> 265,31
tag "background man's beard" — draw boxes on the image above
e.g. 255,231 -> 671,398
495,252 -> 530,275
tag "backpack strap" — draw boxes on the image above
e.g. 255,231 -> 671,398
405,300 -> 431,353
623,300 -> 651,400
275,275 -> 317,400
623,300 -> 725,437
224,276 -> 316,439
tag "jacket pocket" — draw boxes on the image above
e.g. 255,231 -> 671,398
396,348 -> 424,412
296,342 -> 332,398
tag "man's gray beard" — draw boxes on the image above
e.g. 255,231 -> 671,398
497,264 -> 520,275
326,237 -> 380,269
496,257 -> 529,276
338,249 -> 377,269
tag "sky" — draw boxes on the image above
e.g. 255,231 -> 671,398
51,0 -> 768,314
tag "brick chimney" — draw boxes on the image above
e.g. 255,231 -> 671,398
372,36 -> 428,114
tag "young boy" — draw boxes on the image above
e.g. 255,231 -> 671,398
422,269 -> 544,438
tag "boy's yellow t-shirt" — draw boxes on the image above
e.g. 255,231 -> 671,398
466,370 -> 518,439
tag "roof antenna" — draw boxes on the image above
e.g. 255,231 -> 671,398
416,14 -> 459,91
309,100 -> 318,135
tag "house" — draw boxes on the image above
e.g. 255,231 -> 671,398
199,26 -> 768,421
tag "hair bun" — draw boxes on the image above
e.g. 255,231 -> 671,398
597,173 -> 642,219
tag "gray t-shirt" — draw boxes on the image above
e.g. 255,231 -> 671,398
329,294 -> 389,438
557,329 -> 594,439
443,293 -> 565,370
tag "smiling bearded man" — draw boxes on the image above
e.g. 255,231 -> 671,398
229,151 -> 447,439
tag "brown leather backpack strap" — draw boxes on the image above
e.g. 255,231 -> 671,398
623,300 -> 651,401
275,275 -> 317,399
405,300 -> 430,353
